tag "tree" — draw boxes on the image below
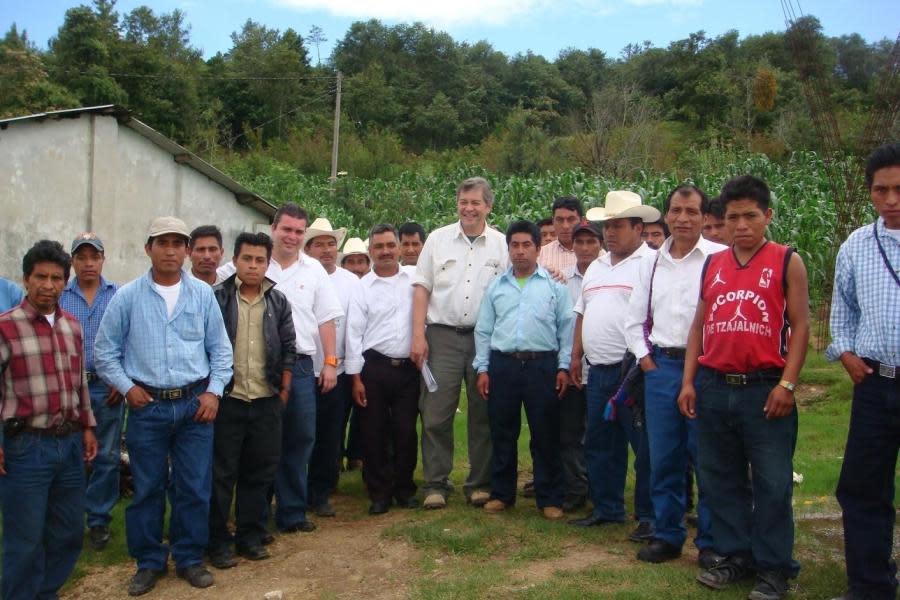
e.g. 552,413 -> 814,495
307,25 -> 327,66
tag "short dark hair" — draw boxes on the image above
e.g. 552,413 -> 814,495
505,220 -> 541,247
233,232 -> 273,261
23,240 -> 71,281
190,225 -> 223,248
536,217 -> 553,228
645,218 -> 670,237
719,175 -> 771,211
552,196 -> 584,217
398,222 -> 426,242
865,143 -> 900,190
708,197 -> 725,219
457,177 -> 494,205
370,223 -> 398,241
664,185 -> 710,215
273,203 -> 309,228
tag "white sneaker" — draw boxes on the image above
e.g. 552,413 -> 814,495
423,493 -> 447,509
469,490 -> 490,507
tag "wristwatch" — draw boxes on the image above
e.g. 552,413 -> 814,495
324,356 -> 339,368
778,379 -> 796,393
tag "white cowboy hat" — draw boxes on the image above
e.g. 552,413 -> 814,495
584,206 -> 606,221
594,191 -> 660,223
304,217 -> 347,248
340,237 -> 370,263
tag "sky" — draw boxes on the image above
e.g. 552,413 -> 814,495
3,0 -> 898,63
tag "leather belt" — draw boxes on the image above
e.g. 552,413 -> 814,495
23,421 -> 83,437
430,323 -> 475,335
863,358 -> 897,380
135,378 -> 208,401
655,346 -> 686,360
85,371 -> 100,383
706,368 -> 782,386
364,349 -> 414,368
498,351 -> 556,361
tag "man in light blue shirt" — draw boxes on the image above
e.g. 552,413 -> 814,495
59,232 -> 120,552
0,277 -> 24,312
827,143 -> 900,600
473,220 -> 574,520
95,216 -> 232,597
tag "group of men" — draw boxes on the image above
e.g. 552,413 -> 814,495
0,143 -> 897,600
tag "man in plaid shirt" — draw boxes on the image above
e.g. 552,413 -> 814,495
0,240 -> 98,600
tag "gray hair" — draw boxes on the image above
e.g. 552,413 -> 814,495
456,176 -> 494,206
368,222 -> 398,241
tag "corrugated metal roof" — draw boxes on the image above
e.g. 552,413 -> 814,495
0,104 -> 277,218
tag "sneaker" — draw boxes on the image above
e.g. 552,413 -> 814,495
423,493 -> 447,510
696,557 -> 753,590
176,564 -> 214,589
542,506 -> 565,520
128,567 -> 166,596
628,521 -> 654,542
469,490 -> 491,507
637,538 -> 682,563
483,499 -> 508,513
88,525 -> 111,550
748,571 -> 790,600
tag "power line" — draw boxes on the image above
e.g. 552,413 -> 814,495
56,68 -> 338,82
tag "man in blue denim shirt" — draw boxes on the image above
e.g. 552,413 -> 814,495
59,232 -> 121,552
0,277 -> 24,313
95,216 -> 232,596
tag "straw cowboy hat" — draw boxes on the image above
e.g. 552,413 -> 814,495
304,217 -> 347,248
340,237 -> 369,262
592,191 -> 661,223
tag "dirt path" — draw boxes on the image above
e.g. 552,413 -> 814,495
65,495 -> 418,600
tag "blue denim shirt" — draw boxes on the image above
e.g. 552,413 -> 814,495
473,266 -> 575,373
94,270 -> 233,396
59,276 -> 118,372
0,277 -> 24,313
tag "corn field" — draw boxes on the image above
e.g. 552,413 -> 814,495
224,150 -> 870,304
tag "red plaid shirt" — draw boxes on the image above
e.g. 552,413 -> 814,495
0,300 -> 96,428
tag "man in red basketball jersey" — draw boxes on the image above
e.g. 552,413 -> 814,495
678,175 -> 810,600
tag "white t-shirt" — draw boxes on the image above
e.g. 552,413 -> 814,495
153,280 -> 182,318
45,312 -> 56,328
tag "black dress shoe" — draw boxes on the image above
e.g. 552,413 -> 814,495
128,567 -> 167,596
637,538 -> 682,563
562,496 -> 586,513
567,514 -> 622,527
260,532 -> 275,545
395,496 -> 420,509
88,525 -> 111,550
207,547 -> 238,569
628,521 -> 654,542
176,564 -> 214,588
698,548 -> 724,570
281,520 -> 316,533
236,544 -> 270,561
314,502 -> 336,517
369,499 -> 391,515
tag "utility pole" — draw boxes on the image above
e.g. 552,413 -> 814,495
330,71 -> 342,184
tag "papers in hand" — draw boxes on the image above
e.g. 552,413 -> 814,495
421,361 -> 438,393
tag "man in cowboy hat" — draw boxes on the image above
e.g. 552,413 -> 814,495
569,192 -> 657,542
304,218 -> 360,517
341,238 -> 371,278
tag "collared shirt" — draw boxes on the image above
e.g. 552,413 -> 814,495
413,221 -> 508,328
0,300 -> 96,428
219,255 -> 344,357
575,243 -> 654,366
538,239 -> 577,274
564,264 -> 589,384
94,270 -> 233,397
59,276 -> 118,372
231,279 -> 273,401
345,266 -> 416,375
625,236 -> 727,360
827,217 -> 900,366
312,267 -> 359,376
0,278 -> 24,313
473,266 -> 574,373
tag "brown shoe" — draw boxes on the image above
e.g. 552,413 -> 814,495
468,490 -> 491,507
542,506 -> 565,520
483,499 -> 508,513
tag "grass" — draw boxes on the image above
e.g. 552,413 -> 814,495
52,347 -> 873,598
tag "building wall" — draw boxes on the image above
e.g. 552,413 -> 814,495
0,114 -> 269,284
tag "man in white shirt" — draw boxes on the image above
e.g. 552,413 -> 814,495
346,224 -> 420,515
411,177 -> 508,509
303,218 -> 360,518
625,185 -> 727,566
568,191 -> 658,540
217,203 -> 343,534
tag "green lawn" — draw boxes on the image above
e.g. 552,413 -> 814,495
62,348 -> 880,598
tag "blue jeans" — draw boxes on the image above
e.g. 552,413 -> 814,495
85,379 -> 125,528
125,392 -> 213,570
584,363 -> 653,523
836,372 -> 899,599
1,432 -> 85,600
274,357 -> 317,530
308,373 -> 349,508
644,350 -> 712,549
487,352 -> 563,509
696,368 -> 799,576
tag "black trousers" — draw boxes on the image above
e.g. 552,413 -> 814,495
209,395 -> 282,551
309,373 -> 351,507
359,352 -> 420,503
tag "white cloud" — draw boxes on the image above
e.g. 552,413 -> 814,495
272,0 -> 553,26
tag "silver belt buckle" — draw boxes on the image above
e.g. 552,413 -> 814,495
878,363 -> 896,379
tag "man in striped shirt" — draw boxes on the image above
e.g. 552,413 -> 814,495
538,196 -> 583,274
